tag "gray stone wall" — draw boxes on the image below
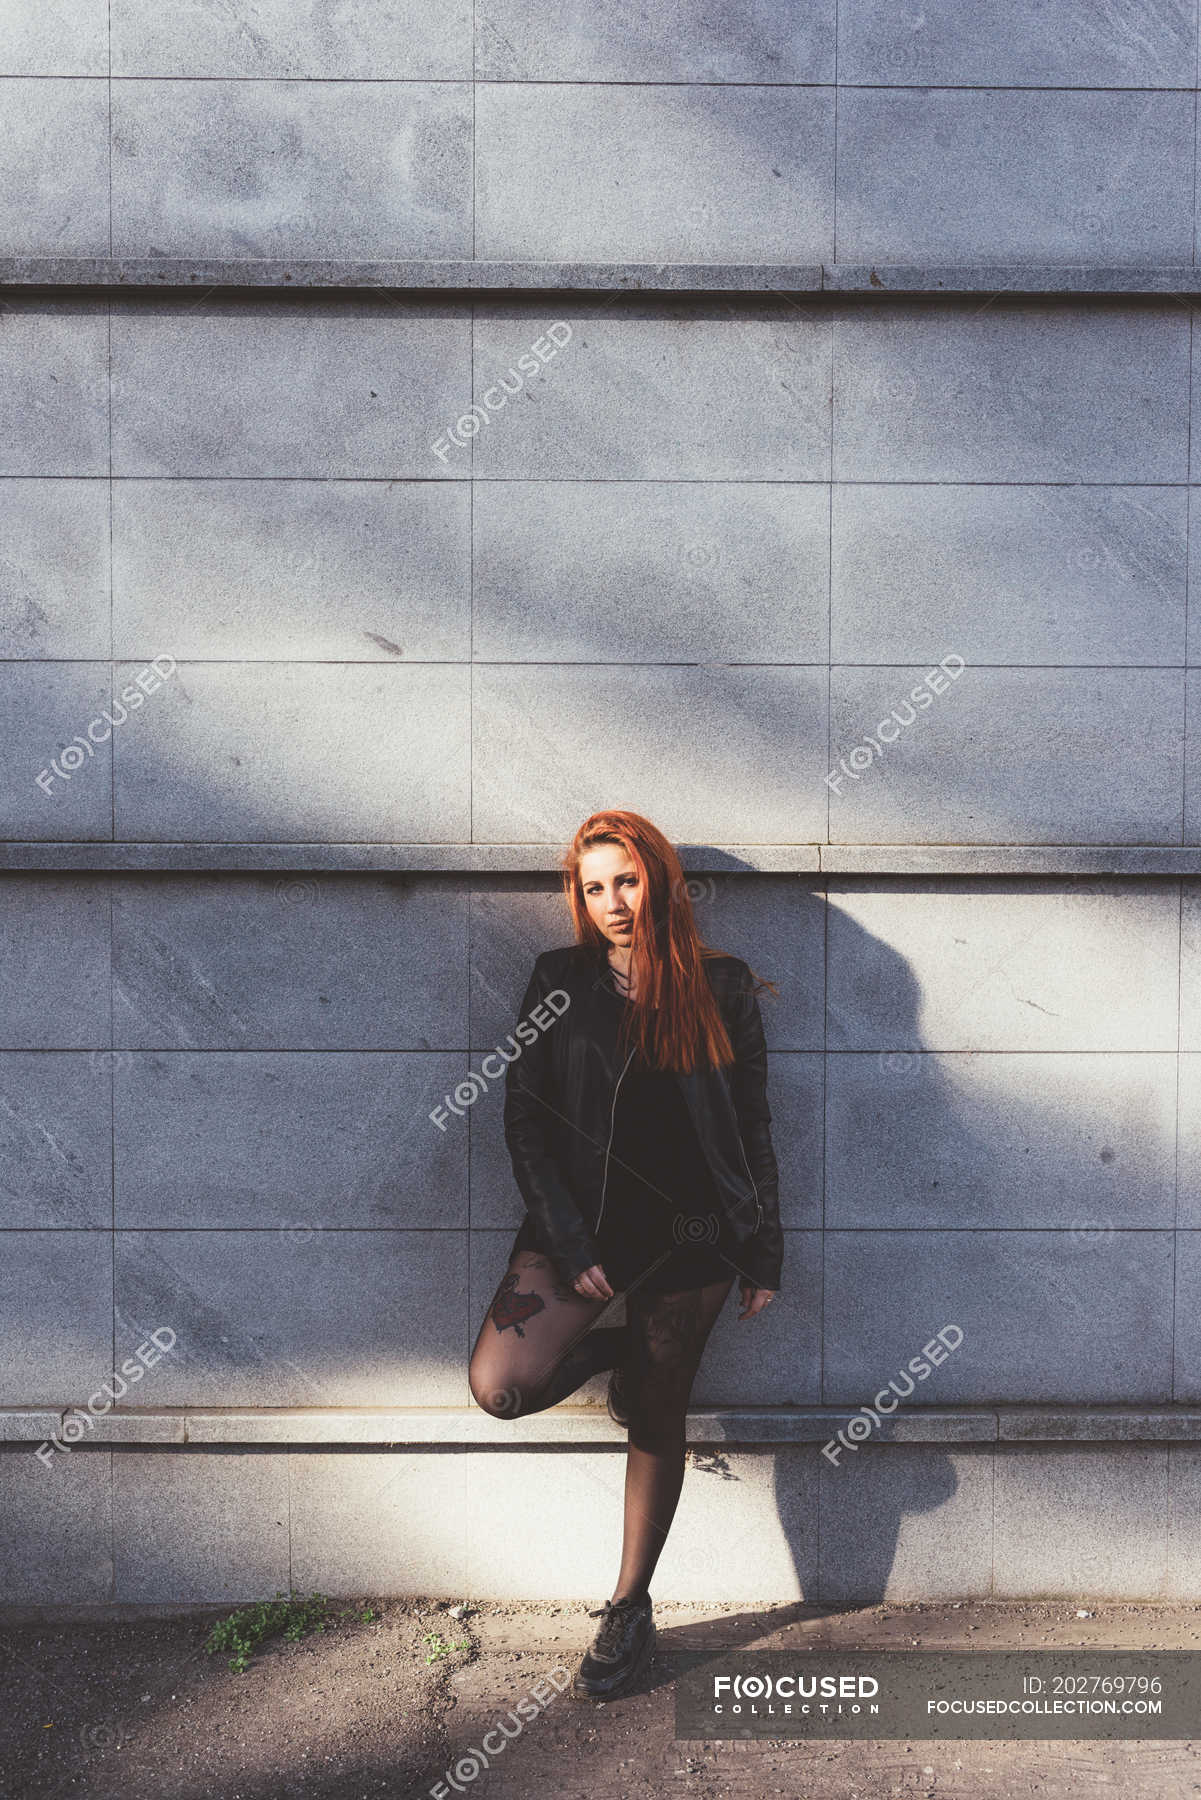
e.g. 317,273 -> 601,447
3,0 -> 1198,263
3,0 -> 1201,1604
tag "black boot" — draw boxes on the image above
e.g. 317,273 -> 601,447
606,1362 -> 630,1427
572,1592 -> 655,1700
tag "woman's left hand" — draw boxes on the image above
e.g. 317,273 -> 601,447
737,1282 -> 776,1320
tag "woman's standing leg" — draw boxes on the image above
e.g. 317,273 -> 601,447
469,1250 -> 629,1418
610,1274 -> 734,1601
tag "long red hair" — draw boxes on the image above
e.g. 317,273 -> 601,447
561,809 -> 777,1074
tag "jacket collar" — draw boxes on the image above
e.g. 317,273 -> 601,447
587,938 -> 616,992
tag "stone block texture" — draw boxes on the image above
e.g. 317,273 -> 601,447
2,869 -> 1197,1421
4,290 -> 1197,848
1,0 -> 1198,264
2,0 -> 1200,1604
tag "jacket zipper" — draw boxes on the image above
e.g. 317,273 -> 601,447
734,1126 -> 764,1234
594,1044 -> 637,1236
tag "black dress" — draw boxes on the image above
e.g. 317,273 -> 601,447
509,978 -> 741,1294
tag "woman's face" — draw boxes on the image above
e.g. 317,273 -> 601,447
578,843 -> 642,951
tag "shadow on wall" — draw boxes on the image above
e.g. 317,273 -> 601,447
0,864 -> 1184,1607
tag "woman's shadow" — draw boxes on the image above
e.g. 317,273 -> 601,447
681,874 -> 1159,1631
472,872 -> 1151,1699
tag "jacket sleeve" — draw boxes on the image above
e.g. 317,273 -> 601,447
502,954 -> 601,1285
727,961 -> 784,1293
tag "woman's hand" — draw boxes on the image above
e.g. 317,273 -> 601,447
737,1281 -> 776,1320
572,1263 -> 614,1301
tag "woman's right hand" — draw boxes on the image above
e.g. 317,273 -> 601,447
572,1263 -> 614,1301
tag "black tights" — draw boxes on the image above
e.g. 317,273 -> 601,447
469,1250 -> 734,1602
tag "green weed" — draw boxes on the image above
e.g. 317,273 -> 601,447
422,1630 -> 471,1664
203,1589 -> 333,1673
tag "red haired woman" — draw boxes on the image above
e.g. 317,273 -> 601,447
468,809 -> 783,1701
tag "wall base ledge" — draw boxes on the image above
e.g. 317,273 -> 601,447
8,1405 -> 1201,1447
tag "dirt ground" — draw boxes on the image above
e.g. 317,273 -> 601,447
3,1596 -> 1201,1800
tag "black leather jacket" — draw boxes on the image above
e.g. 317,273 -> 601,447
502,941 -> 785,1292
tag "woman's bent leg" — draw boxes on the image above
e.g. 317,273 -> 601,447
469,1250 -> 628,1418
611,1275 -> 734,1601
